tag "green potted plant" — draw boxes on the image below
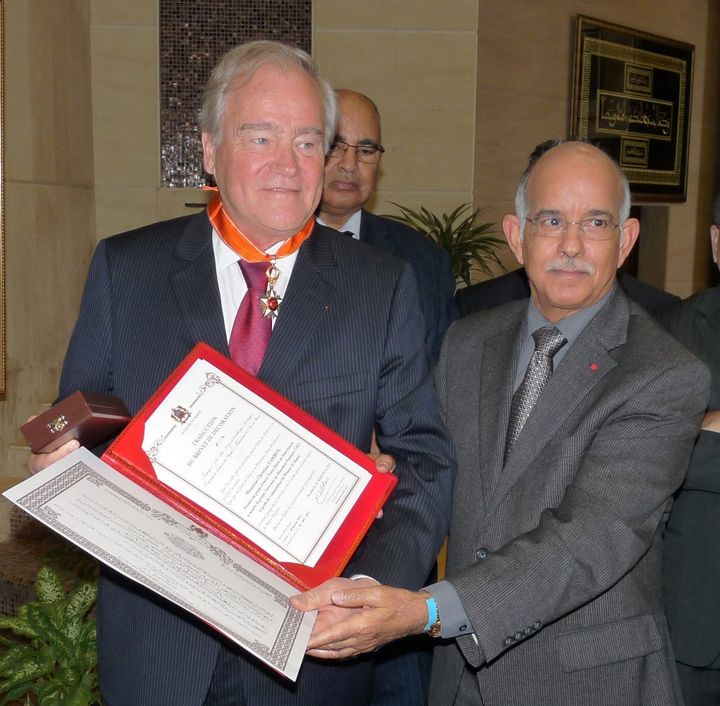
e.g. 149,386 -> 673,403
0,565 -> 99,705
385,202 -> 506,287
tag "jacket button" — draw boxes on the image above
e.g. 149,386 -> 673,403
475,547 -> 489,560
523,627 -> 533,635
503,636 -> 514,646
532,620 -> 542,630
513,632 -> 523,641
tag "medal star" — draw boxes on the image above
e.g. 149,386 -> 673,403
260,289 -> 282,319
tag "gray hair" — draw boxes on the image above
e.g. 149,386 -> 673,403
713,191 -> 720,227
199,40 -> 337,151
515,138 -> 632,238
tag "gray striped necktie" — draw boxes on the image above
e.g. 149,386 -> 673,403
505,326 -> 566,459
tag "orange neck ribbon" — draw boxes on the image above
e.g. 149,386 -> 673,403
207,193 -> 315,263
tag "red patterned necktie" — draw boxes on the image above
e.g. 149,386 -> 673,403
229,261 -> 271,375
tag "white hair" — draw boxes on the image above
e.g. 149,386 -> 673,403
198,40 -> 337,151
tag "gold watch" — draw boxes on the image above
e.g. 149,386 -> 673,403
425,596 -> 442,638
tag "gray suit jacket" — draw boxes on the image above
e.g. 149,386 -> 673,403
429,289 -> 709,706
660,286 -> 720,667
58,212 -> 456,706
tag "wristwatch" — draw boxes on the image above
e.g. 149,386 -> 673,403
427,614 -> 442,638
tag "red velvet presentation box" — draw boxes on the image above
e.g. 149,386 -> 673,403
21,391 -> 131,454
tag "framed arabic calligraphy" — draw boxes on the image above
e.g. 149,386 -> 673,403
571,16 -> 694,202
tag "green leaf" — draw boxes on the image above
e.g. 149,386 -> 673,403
25,605 -> 76,662
0,655 -> 51,692
35,566 -> 65,605
0,614 -> 36,639
65,582 -> 97,625
384,201 -> 506,286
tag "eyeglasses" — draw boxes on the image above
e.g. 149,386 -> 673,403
327,139 -> 385,164
526,215 -> 620,241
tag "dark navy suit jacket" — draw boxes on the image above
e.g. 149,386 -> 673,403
660,286 -> 720,669
359,210 -> 457,359
59,212 -> 455,706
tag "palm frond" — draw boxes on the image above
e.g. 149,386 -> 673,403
385,202 -> 506,287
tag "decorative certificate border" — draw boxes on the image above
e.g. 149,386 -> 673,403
16,459 -> 302,671
570,15 -> 694,202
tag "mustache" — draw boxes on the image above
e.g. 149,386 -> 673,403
545,257 -> 595,274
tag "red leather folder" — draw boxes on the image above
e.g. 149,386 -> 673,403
101,342 -> 397,590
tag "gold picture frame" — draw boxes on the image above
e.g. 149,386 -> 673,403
571,16 -> 694,202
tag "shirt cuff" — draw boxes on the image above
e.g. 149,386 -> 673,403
424,579 -> 474,639
349,574 -> 379,583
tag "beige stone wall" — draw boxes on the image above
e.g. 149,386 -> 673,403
474,2 -> 720,294
314,0 -> 479,217
0,0 -> 94,504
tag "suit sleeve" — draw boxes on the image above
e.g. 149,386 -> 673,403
678,430 -> 720,492
440,346 -> 709,667
345,263 -> 457,589
58,240 -> 114,398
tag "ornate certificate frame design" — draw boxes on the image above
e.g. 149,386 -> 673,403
571,16 -> 694,202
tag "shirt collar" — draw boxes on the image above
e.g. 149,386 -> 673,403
525,284 -> 616,348
316,209 -> 362,238
212,229 -> 289,271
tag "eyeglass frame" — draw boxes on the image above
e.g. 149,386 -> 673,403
525,214 -> 622,241
326,138 -> 385,164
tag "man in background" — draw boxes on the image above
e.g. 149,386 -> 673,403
28,42 -> 455,706
661,192 -> 720,705
293,140 -> 709,706
317,89 -> 456,359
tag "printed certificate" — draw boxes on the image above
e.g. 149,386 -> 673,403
144,358 -> 369,567
4,447 -> 314,681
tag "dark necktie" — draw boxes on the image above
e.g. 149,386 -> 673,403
228,261 -> 271,376
505,326 -> 567,458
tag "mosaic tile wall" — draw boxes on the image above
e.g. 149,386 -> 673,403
160,0 -> 312,188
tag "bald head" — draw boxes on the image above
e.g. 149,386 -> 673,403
335,89 -> 382,133
516,141 -> 632,237
318,90 -> 384,229
502,140 -> 640,322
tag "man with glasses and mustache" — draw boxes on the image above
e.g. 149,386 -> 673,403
455,140 -> 679,318
293,140 -> 709,706
317,89 -> 456,360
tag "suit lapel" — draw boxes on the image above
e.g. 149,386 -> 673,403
479,314 -> 524,499
486,290 -> 629,517
259,227 -> 337,389
171,213 -> 229,355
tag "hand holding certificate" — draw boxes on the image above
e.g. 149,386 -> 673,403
5,344 -> 397,680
